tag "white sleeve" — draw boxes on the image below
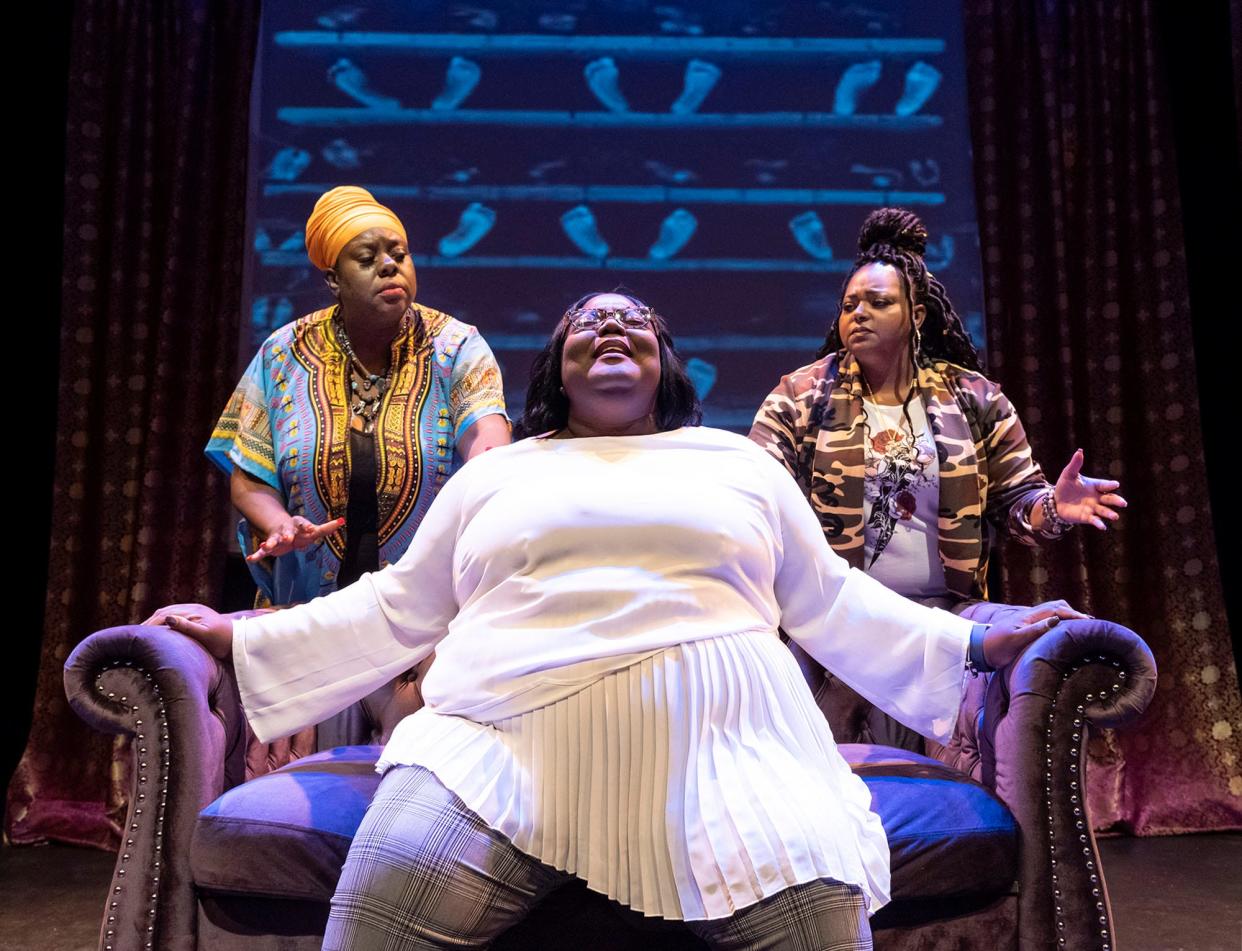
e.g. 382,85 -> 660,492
232,468 -> 468,742
766,453 -> 974,741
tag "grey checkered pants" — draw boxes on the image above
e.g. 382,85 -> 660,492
324,765 -> 872,950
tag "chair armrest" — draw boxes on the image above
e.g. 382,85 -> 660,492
65,624 -> 248,951
940,618 -> 1156,951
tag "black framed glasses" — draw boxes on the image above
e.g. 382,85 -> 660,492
565,306 -> 656,332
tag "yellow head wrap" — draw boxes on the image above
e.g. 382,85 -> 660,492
304,186 -> 407,271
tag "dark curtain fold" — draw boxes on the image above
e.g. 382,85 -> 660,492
964,0 -> 1242,832
1233,0 -> 1242,156
5,0 -> 260,847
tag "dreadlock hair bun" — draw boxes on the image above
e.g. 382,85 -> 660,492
857,207 -> 928,258
813,206 -> 983,371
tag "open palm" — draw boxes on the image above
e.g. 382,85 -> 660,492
1053,449 -> 1127,530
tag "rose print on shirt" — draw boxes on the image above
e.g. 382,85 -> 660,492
864,426 -> 936,566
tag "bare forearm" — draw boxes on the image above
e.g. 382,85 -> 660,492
457,413 -> 511,460
230,468 -> 291,535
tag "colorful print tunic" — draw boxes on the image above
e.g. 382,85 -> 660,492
206,305 -> 507,605
749,352 -> 1052,601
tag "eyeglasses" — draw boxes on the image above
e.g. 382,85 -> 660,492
565,306 -> 656,332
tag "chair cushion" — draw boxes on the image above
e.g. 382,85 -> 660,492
192,746 -> 383,900
192,743 -> 1016,904
840,744 -> 1018,900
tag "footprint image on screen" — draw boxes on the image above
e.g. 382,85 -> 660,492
250,296 -> 271,334
438,203 -> 496,257
648,208 -> 698,260
451,5 -> 499,30
530,160 -> 568,180
329,58 -> 401,110
584,57 -> 629,113
789,211 -> 834,262
670,59 -> 721,114
284,269 -> 313,292
432,57 -> 482,111
832,61 -> 882,116
561,205 -> 610,258
265,147 -> 311,182
909,158 -> 941,186
656,4 -> 704,36
271,296 -> 295,328
924,234 -> 955,270
850,163 -> 904,189
895,62 -> 942,116
745,158 -> 787,184
316,6 -> 364,30
686,357 -> 718,400
539,12 -> 577,31
279,229 -> 305,252
322,138 -> 361,169
644,160 -> 697,184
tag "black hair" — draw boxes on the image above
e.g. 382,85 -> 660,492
815,207 -> 983,372
516,291 -> 702,438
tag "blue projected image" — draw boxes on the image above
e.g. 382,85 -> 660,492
244,1 -> 985,429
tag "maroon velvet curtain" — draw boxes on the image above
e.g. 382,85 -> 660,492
965,0 -> 1242,832
5,0 -> 259,847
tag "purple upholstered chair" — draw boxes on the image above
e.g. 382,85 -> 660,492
65,607 -> 1154,951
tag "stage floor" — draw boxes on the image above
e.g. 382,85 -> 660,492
0,833 -> 1238,950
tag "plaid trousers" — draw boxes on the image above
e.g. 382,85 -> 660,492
324,765 -> 872,950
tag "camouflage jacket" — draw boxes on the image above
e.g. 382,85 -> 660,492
749,352 -> 1052,600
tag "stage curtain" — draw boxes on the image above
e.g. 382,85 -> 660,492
5,0 -> 259,847
965,0 -> 1242,832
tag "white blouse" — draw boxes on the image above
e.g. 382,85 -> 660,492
233,427 -> 974,918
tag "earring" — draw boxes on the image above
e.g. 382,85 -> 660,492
913,322 -> 923,362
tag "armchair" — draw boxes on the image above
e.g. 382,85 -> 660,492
65,615 -> 1155,950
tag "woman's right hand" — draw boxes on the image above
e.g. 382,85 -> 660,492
142,603 -> 234,660
248,516 -> 345,562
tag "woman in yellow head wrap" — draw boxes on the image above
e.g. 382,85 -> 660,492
207,186 -> 510,608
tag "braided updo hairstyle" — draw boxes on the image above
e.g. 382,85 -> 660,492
815,207 -> 983,371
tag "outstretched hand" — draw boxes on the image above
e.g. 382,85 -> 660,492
981,600 -> 1091,670
1053,449 -> 1127,530
248,516 -> 345,562
141,603 -> 234,659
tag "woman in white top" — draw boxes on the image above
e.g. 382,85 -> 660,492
150,292 -> 1082,950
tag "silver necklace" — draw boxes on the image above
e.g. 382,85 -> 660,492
334,309 -> 410,434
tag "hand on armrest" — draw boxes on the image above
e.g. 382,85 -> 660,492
980,600 -> 1091,670
141,603 -> 234,660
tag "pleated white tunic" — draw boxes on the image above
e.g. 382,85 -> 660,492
233,428 -> 974,920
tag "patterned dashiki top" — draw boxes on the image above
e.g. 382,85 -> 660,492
206,305 -> 507,605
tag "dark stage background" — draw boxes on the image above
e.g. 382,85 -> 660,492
6,0 -> 1241,850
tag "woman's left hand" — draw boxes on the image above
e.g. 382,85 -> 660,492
981,600 -> 1092,669
1053,449 -> 1128,530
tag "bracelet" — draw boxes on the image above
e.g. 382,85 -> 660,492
1040,489 -> 1072,536
965,622 -> 993,677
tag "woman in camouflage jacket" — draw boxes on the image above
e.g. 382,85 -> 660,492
749,208 -> 1127,747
